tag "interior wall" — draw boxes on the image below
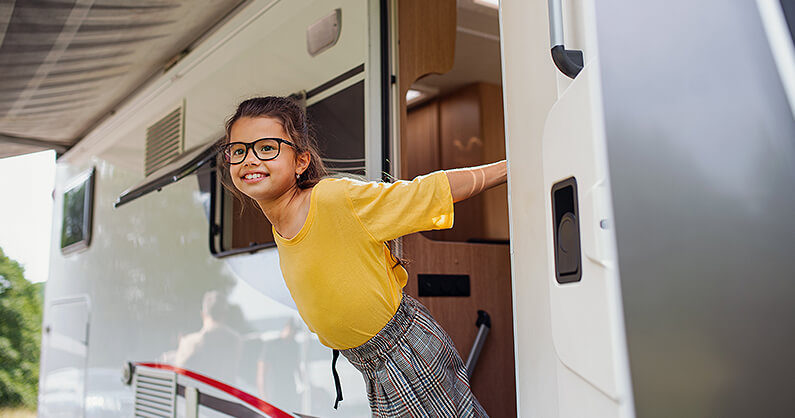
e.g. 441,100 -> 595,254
476,83 -> 508,240
438,85 -> 486,240
402,234 -> 515,417
231,197 -> 273,249
404,101 -> 439,178
406,83 -> 509,242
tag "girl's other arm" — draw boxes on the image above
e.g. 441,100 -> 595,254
444,160 -> 507,203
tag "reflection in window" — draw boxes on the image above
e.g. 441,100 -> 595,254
61,168 -> 95,254
308,80 -> 365,176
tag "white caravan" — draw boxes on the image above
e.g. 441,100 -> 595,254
18,0 -> 793,417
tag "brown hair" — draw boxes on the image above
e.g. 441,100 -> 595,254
218,96 -> 328,205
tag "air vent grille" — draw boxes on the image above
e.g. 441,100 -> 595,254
145,104 -> 185,176
133,367 -> 177,418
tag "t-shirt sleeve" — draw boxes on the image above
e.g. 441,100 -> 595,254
346,171 -> 454,242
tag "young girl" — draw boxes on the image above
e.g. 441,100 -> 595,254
220,96 -> 506,417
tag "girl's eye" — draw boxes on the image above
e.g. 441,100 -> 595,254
260,145 -> 275,152
232,148 -> 245,155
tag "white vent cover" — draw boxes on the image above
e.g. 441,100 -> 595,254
133,367 -> 177,418
145,104 -> 185,176
307,9 -> 341,56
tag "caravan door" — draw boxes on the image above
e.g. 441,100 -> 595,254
503,0 -> 795,417
502,0 -> 633,417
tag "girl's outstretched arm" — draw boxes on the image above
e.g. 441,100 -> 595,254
444,160 -> 507,203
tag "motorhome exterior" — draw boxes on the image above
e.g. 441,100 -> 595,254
4,0 -> 791,417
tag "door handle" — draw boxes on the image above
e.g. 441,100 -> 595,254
548,0 -> 584,79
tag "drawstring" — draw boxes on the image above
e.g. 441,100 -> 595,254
332,349 -> 343,409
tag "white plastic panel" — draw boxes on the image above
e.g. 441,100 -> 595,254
499,0 -> 564,415
39,297 -> 90,417
557,364 -> 622,418
501,0 -> 636,416
541,59 -> 633,417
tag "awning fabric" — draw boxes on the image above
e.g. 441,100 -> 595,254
0,0 -> 243,159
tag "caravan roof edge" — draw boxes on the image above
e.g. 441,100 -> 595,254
57,0 -> 281,166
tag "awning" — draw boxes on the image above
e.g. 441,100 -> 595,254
114,139 -> 221,208
0,0 -> 244,159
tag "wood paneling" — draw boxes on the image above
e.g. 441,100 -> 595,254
478,83 -> 509,240
439,86 -> 484,170
439,85 -> 485,241
407,83 -> 509,242
403,233 -> 516,418
405,100 -> 440,179
398,0 -> 456,178
231,198 -> 273,249
397,0 -> 456,99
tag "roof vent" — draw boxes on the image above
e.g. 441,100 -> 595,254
145,103 -> 185,176
133,367 -> 177,417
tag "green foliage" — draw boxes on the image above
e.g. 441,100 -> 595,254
0,247 -> 43,409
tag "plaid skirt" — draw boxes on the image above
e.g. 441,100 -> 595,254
340,294 -> 489,417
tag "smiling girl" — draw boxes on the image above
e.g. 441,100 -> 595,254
220,96 -> 505,417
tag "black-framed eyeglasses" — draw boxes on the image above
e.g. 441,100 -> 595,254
222,138 -> 296,164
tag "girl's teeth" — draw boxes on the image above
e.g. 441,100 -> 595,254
245,173 -> 264,179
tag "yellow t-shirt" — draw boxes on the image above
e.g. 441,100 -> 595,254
272,171 -> 454,349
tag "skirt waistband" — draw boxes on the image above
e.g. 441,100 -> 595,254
341,293 -> 421,369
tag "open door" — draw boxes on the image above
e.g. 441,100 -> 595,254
395,1 -> 516,416
498,0 -> 636,416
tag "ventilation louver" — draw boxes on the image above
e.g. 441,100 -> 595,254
145,104 -> 185,176
133,367 -> 177,417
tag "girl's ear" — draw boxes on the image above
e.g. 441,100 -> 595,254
296,150 -> 311,175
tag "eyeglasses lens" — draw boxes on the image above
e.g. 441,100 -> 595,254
226,139 -> 280,164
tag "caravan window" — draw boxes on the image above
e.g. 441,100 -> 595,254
307,80 -> 366,176
207,71 -> 366,257
206,164 -> 276,257
61,168 -> 95,254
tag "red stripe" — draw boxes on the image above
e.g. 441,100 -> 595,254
135,362 -> 294,418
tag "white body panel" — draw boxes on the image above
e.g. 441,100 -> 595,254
39,297 -> 90,416
42,0 -> 374,416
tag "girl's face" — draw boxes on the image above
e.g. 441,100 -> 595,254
228,116 -> 309,203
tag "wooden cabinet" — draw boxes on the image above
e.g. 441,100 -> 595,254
405,82 -> 509,243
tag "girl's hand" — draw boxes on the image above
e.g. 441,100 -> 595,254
444,160 -> 507,203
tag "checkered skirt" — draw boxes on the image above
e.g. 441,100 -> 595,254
340,294 -> 489,417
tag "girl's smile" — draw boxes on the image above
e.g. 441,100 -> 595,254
240,170 -> 269,184
227,116 -> 311,208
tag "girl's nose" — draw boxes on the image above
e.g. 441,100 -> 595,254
242,147 -> 260,165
